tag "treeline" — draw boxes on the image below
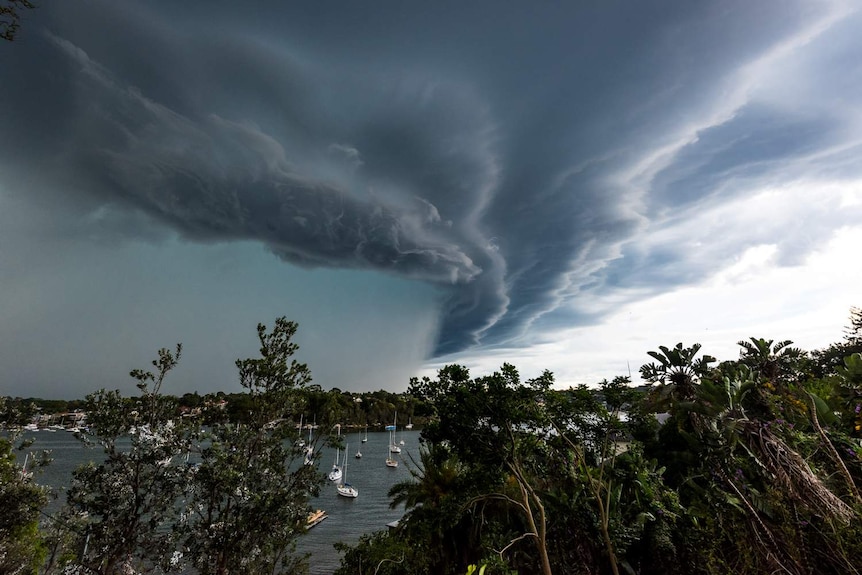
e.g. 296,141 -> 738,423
2,309 -> 862,575
3,388 -> 432,430
178,387 -> 431,429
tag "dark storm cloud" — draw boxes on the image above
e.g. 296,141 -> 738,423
3,27 -> 493,273
1,0 -> 858,362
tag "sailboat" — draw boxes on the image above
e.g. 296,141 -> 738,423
361,425 -> 368,443
303,417 -> 314,466
296,414 -> 305,448
405,417 -> 413,430
389,412 -> 401,454
385,423 -> 399,468
20,452 -> 33,480
337,444 -> 359,498
355,432 -> 363,458
328,425 -> 342,481
385,448 -> 398,468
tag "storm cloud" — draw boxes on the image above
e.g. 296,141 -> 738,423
2,0 -> 861,395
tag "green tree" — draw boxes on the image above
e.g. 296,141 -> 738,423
0,406 -> 49,575
0,0 -> 34,42
650,355 -> 862,574
63,344 -> 190,574
334,530 -> 418,575
396,367 -> 684,575
543,378 -> 682,575
640,343 -> 716,403
835,353 -> 862,436
178,317 -> 322,575
418,364 -> 556,575
812,307 -> 862,378
387,443 -> 475,573
737,337 -> 805,383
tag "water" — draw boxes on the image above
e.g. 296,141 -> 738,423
21,428 -> 421,575
297,430 -> 416,574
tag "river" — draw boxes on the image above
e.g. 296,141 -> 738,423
21,428 -> 421,575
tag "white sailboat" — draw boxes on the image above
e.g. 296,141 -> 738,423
385,422 -> 399,468
337,444 -> 359,498
20,452 -> 33,480
361,425 -> 368,443
389,412 -> 401,454
405,417 -> 413,430
389,443 -> 401,453
385,450 -> 398,468
328,425 -> 342,481
296,414 -> 305,448
303,419 -> 314,466
355,432 -> 363,458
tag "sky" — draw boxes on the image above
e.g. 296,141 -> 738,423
1,1 -> 861,399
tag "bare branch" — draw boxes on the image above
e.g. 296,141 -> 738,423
494,532 -> 538,561
374,553 -> 405,575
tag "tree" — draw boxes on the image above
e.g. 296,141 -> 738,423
57,319 -> 323,575
649,356 -> 862,574
396,367 -> 684,575
333,531 -> 418,575
812,307 -> 862,378
418,364 -> 556,575
0,0 -> 34,42
0,403 -> 49,575
736,337 -> 804,383
178,317 -> 322,575
63,344 -> 190,575
836,353 -> 862,436
640,343 -> 716,403
386,443 -> 475,573
542,378 -> 683,575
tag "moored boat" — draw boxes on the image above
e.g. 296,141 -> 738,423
306,509 -> 328,528
337,445 -> 359,498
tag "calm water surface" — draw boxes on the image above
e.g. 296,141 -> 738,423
24,428 -> 420,575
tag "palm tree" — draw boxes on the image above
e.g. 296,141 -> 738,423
640,343 -> 716,404
737,337 -> 804,382
389,444 -> 464,511
388,443 -> 474,573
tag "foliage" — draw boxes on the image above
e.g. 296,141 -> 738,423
333,531 -> 413,575
340,311 -> 862,575
834,353 -> 862,436
737,337 -> 805,383
0,0 -> 34,42
0,432 -> 48,575
641,339 -> 862,575
640,342 -> 715,403
52,318 -> 322,575
177,317 -> 321,575
386,443 -> 481,574
63,344 -> 190,575
811,307 -> 862,378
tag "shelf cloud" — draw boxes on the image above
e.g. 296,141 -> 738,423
2,0 -> 861,395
